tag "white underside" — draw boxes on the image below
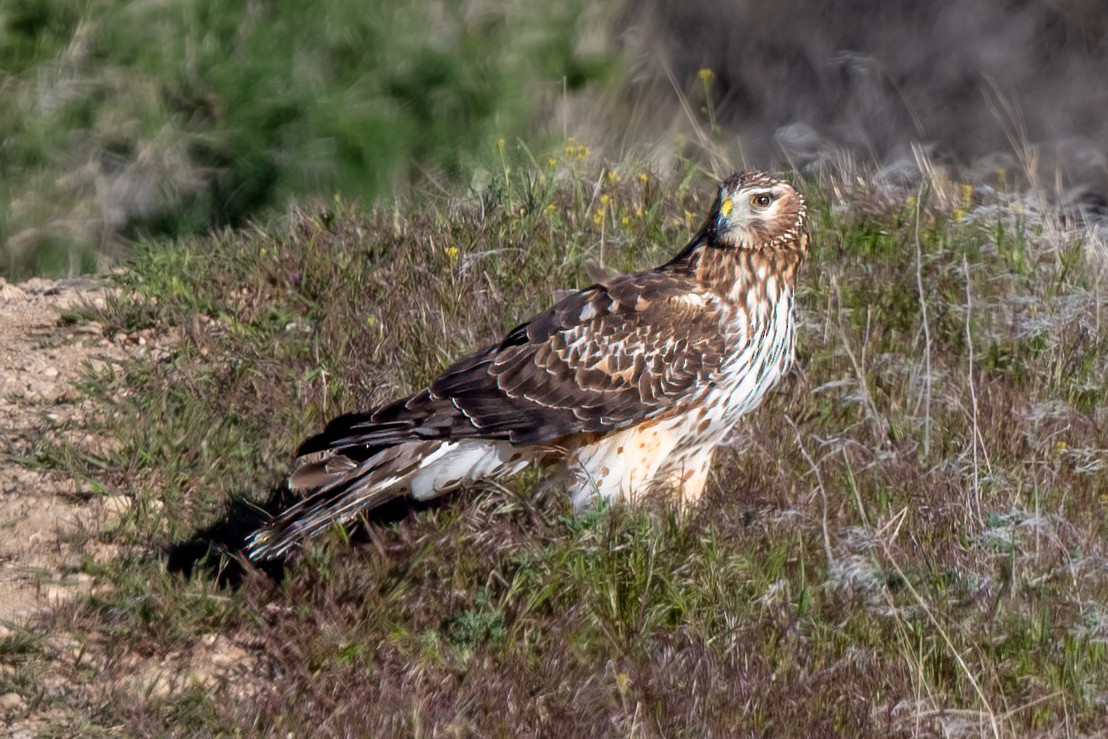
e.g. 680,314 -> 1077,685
407,439 -> 529,500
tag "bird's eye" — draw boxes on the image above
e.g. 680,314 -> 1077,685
751,193 -> 773,209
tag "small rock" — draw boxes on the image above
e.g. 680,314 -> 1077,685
0,692 -> 25,712
99,495 -> 132,520
43,584 -> 73,604
42,367 -> 59,378
0,283 -> 26,302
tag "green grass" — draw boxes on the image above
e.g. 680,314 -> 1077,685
0,0 -> 619,278
13,158 -> 1108,735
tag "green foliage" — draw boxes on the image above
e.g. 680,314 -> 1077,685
0,0 -> 619,278
0,0 -> 81,72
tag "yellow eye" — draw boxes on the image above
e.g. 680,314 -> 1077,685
751,193 -> 773,209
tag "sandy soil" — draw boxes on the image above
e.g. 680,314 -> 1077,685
0,277 -> 264,734
0,276 -> 126,629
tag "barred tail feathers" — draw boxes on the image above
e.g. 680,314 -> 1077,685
247,438 -> 530,560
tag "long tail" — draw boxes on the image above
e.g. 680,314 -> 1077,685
246,438 -> 531,561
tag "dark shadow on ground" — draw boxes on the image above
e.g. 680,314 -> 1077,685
165,485 -> 443,587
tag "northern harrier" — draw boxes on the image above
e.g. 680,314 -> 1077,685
247,171 -> 808,560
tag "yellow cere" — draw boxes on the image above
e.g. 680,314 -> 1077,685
720,198 -> 733,218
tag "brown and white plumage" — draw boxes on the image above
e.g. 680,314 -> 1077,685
246,171 -> 809,560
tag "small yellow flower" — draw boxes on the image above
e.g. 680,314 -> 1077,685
599,193 -> 611,207
1056,440 -> 1067,451
638,172 -> 649,184
260,247 -> 267,256
366,315 -> 377,328
621,215 -> 630,226
634,207 -> 644,218
961,183 -> 973,209
698,68 -> 714,83
547,158 -> 557,169
444,245 -> 459,262
606,170 -> 620,183
953,208 -> 966,221
593,212 -> 603,225
545,203 -> 556,212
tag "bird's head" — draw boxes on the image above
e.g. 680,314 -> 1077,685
708,171 -> 807,254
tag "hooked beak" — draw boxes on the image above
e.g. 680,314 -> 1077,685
715,196 -> 733,233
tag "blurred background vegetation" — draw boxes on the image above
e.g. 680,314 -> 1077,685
4,0 -> 1107,279
0,0 -> 620,278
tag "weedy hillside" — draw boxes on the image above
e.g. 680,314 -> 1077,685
9,154 -> 1108,735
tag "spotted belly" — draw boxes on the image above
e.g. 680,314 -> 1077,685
564,290 -> 796,510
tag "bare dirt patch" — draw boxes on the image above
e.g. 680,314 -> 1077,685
0,276 -> 126,627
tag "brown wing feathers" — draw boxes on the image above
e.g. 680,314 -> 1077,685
294,272 -> 725,463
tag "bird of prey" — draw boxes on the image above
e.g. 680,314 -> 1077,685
247,171 -> 808,560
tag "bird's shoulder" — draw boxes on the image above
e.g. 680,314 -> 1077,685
431,267 -> 726,411
514,268 -> 718,345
